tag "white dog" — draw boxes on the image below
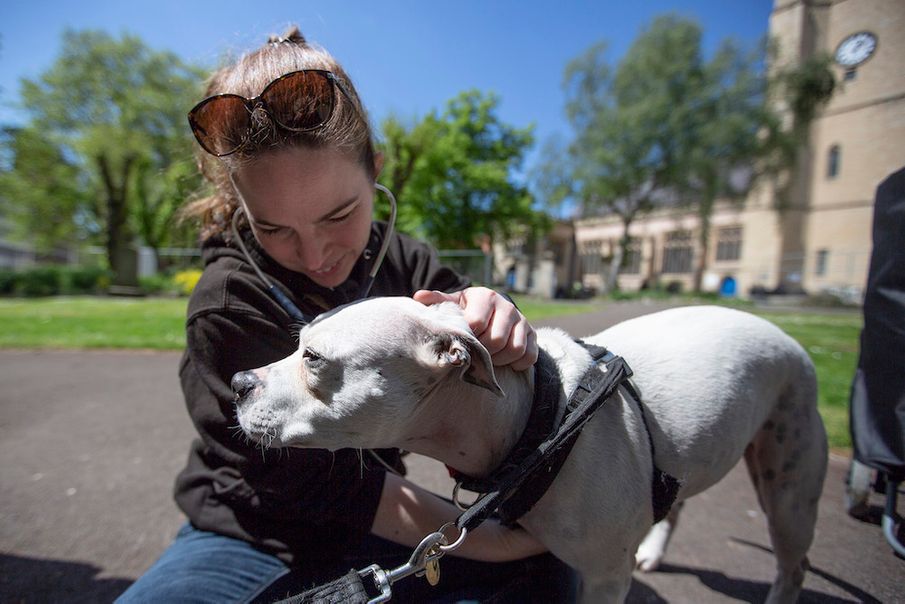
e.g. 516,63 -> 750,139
233,299 -> 827,603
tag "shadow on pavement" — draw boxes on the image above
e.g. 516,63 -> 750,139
0,554 -> 134,604
729,538 -> 882,603
626,577 -> 669,602
648,561 -> 872,603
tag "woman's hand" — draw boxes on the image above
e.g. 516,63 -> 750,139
413,287 -> 538,370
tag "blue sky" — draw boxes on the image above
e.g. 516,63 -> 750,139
1,0 -> 773,174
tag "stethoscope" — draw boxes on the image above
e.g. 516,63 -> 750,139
230,182 -> 404,474
229,182 -> 398,325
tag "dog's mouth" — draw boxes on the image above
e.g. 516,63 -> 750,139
236,405 -> 286,449
239,422 -> 284,449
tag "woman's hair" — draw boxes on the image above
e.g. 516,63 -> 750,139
181,26 -> 377,240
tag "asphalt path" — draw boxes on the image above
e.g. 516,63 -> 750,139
1,301 -> 901,603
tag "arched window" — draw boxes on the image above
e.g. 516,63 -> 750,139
827,145 -> 841,179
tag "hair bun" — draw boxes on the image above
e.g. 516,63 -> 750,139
268,25 -> 308,46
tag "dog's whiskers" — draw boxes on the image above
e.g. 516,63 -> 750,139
356,448 -> 365,479
227,424 -> 246,442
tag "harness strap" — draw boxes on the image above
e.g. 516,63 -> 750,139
455,349 -> 633,532
623,379 -> 682,523
453,341 -> 680,528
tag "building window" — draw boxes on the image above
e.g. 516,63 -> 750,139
621,238 -> 642,274
580,240 -> 602,276
827,145 -> 841,179
815,249 -> 828,276
715,226 -> 743,262
662,231 -> 693,274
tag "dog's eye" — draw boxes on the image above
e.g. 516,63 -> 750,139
303,348 -> 325,368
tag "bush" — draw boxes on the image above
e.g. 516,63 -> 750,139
172,269 -> 203,296
664,280 -> 683,294
0,265 -> 111,297
139,275 -> 168,295
0,270 -> 16,296
17,267 -> 62,297
67,266 -> 110,294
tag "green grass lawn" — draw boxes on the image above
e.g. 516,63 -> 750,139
750,310 -> 861,451
0,297 -> 188,349
0,295 -> 860,448
510,295 -> 607,321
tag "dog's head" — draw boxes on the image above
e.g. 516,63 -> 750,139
232,297 -> 502,451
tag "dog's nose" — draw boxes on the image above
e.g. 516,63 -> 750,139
231,371 -> 261,401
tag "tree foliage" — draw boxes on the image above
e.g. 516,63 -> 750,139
0,126 -> 89,252
548,14 -> 835,292
379,90 -> 541,250
0,29 -> 204,279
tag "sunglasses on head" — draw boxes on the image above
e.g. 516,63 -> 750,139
187,69 -> 352,157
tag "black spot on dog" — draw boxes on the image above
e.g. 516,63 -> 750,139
458,451 -> 467,457
776,423 -> 787,444
782,461 -> 796,473
763,469 -> 776,481
763,420 -> 775,431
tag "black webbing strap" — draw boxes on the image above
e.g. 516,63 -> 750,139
273,569 -> 371,604
454,347 -> 562,495
622,379 -> 682,523
455,350 -> 632,532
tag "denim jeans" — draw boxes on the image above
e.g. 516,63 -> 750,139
116,523 -> 578,603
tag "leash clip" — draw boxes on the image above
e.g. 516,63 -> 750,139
359,530 -> 448,602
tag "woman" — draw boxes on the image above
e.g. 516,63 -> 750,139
118,27 -> 576,603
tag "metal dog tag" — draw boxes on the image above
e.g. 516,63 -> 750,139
424,546 -> 441,586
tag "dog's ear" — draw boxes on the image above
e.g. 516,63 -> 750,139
426,331 -> 503,397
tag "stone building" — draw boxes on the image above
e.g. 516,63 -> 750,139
575,0 -> 905,300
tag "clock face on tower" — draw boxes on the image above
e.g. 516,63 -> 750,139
835,32 -> 877,67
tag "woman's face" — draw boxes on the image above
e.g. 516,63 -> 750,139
232,146 -> 377,288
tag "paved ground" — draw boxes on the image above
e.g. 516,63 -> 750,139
1,301 -> 901,603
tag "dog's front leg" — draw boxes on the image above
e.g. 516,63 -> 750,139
634,500 -> 684,571
578,554 -> 635,604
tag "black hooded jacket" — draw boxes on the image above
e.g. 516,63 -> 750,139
173,221 -> 469,563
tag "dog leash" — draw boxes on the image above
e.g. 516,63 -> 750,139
273,524 -> 466,604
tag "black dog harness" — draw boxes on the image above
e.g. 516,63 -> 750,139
277,343 -> 682,604
448,341 -> 681,528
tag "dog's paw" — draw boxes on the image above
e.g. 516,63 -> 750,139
634,524 -> 670,572
634,547 -> 664,572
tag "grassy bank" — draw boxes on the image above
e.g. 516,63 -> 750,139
0,297 -> 188,349
0,295 -> 859,447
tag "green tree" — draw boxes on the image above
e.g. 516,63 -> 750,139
4,29 -> 203,283
0,126 -> 91,253
553,15 -> 834,292
379,90 -> 540,250
558,41 -> 675,293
